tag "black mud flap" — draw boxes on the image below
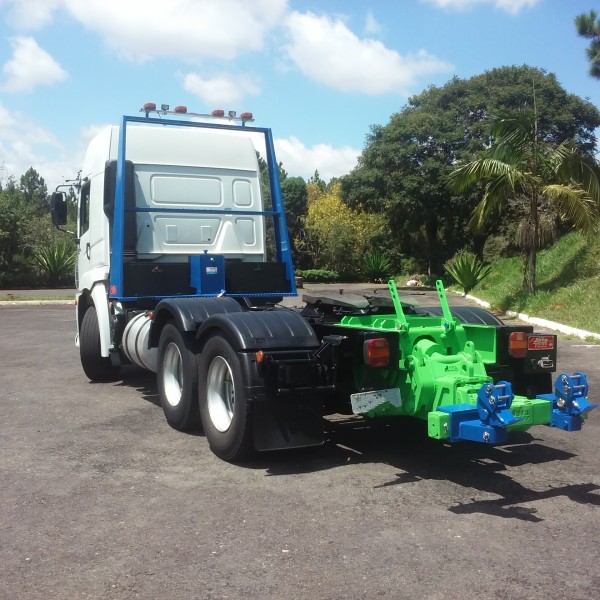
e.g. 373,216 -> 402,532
252,396 -> 324,451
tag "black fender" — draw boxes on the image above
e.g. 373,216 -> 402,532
195,308 -> 325,453
149,296 -> 243,348
196,308 -> 320,351
420,305 -> 505,326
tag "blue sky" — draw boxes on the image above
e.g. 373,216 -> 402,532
0,0 -> 599,191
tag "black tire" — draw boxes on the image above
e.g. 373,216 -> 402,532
80,305 -> 121,382
198,335 -> 254,461
420,305 -> 505,326
157,324 -> 201,431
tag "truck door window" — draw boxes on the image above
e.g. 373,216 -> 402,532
80,182 -> 90,236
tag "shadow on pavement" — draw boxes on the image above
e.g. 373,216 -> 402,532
250,415 -> 599,522
111,367 -> 599,523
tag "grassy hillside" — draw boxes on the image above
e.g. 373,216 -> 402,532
470,231 -> 600,334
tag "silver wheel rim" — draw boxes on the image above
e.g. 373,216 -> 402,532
206,355 -> 234,432
163,342 -> 184,407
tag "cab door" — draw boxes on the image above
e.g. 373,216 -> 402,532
76,180 -> 92,289
77,177 -> 110,290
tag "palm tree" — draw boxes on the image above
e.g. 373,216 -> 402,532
575,10 -> 600,79
449,108 -> 600,293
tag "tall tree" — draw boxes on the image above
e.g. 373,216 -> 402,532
575,10 -> 600,78
281,176 -> 308,266
19,167 -> 48,216
341,66 -> 600,274
449,108 -> 600,293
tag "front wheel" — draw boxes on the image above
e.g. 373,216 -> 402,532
157,324 -> 200,431
80,305 -> 120,382
198,336 -> 254,461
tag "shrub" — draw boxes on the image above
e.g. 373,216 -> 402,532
362,250 -> 392,283
297,269 -> 339,283
32,240 -> 76,287
444,251 -> 492,295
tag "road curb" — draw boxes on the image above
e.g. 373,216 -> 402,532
0,300 -> 74,306
461,292 -> 600,340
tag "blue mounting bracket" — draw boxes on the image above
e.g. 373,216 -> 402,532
537,372 -> 597,432
436,382 -> 522,444
436,404 -> 507,444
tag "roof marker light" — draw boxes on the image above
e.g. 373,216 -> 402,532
174,105 -> 187,113
240,112 -> 253,121
212,109 -> 225,117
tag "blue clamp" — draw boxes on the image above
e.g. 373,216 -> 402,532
476,381 -> 521,428
544,372 -> 597,431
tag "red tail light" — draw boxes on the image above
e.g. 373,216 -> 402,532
363,338 -> 389,368
508,332 -> 528,358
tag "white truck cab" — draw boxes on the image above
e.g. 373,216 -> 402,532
50,106 -> 323,462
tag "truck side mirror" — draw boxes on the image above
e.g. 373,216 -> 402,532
50,191 -> 68,226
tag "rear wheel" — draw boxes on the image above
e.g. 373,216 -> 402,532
80,305 -> 120,382
198,335 -> 254,461
157,324 -> 200,431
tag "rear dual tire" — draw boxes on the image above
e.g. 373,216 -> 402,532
157,324 -> 200,431
157,327 -> 254,460
198,336 -> 253,461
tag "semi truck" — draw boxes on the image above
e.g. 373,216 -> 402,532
50,104 -> 596,461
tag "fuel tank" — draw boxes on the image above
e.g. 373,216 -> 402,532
122,312 -> 158,372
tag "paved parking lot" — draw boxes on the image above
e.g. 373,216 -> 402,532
1,301 -> 599,599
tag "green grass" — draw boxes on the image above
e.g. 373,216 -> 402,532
0,294 -> 73,302
471,232 -> 600,333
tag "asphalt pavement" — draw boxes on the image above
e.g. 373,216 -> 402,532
1,297 -> 600,599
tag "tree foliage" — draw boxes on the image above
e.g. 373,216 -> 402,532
281,176 -> 308,267
303,182 -> 387,275
341,66 -> 600,275
449,108 -> 600,293
575,10 -> 600,78
0,168 -> 76,287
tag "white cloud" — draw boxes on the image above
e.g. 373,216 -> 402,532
1,0 -> 61,29
0,102 -> 75,191
275,136 -> 360,181
284,12 -> 452,95
364,10 -> 382,36
57,0 -> 288,62
183,73 -> 260,107
422,0 -> 540,14
2,37 -> 68,92
1,1 -> 288,60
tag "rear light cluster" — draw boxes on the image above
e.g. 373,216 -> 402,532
508,332 -> 528,358
363,338 -> 390,368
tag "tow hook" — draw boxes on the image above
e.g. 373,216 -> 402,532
547,372 -> 597,431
